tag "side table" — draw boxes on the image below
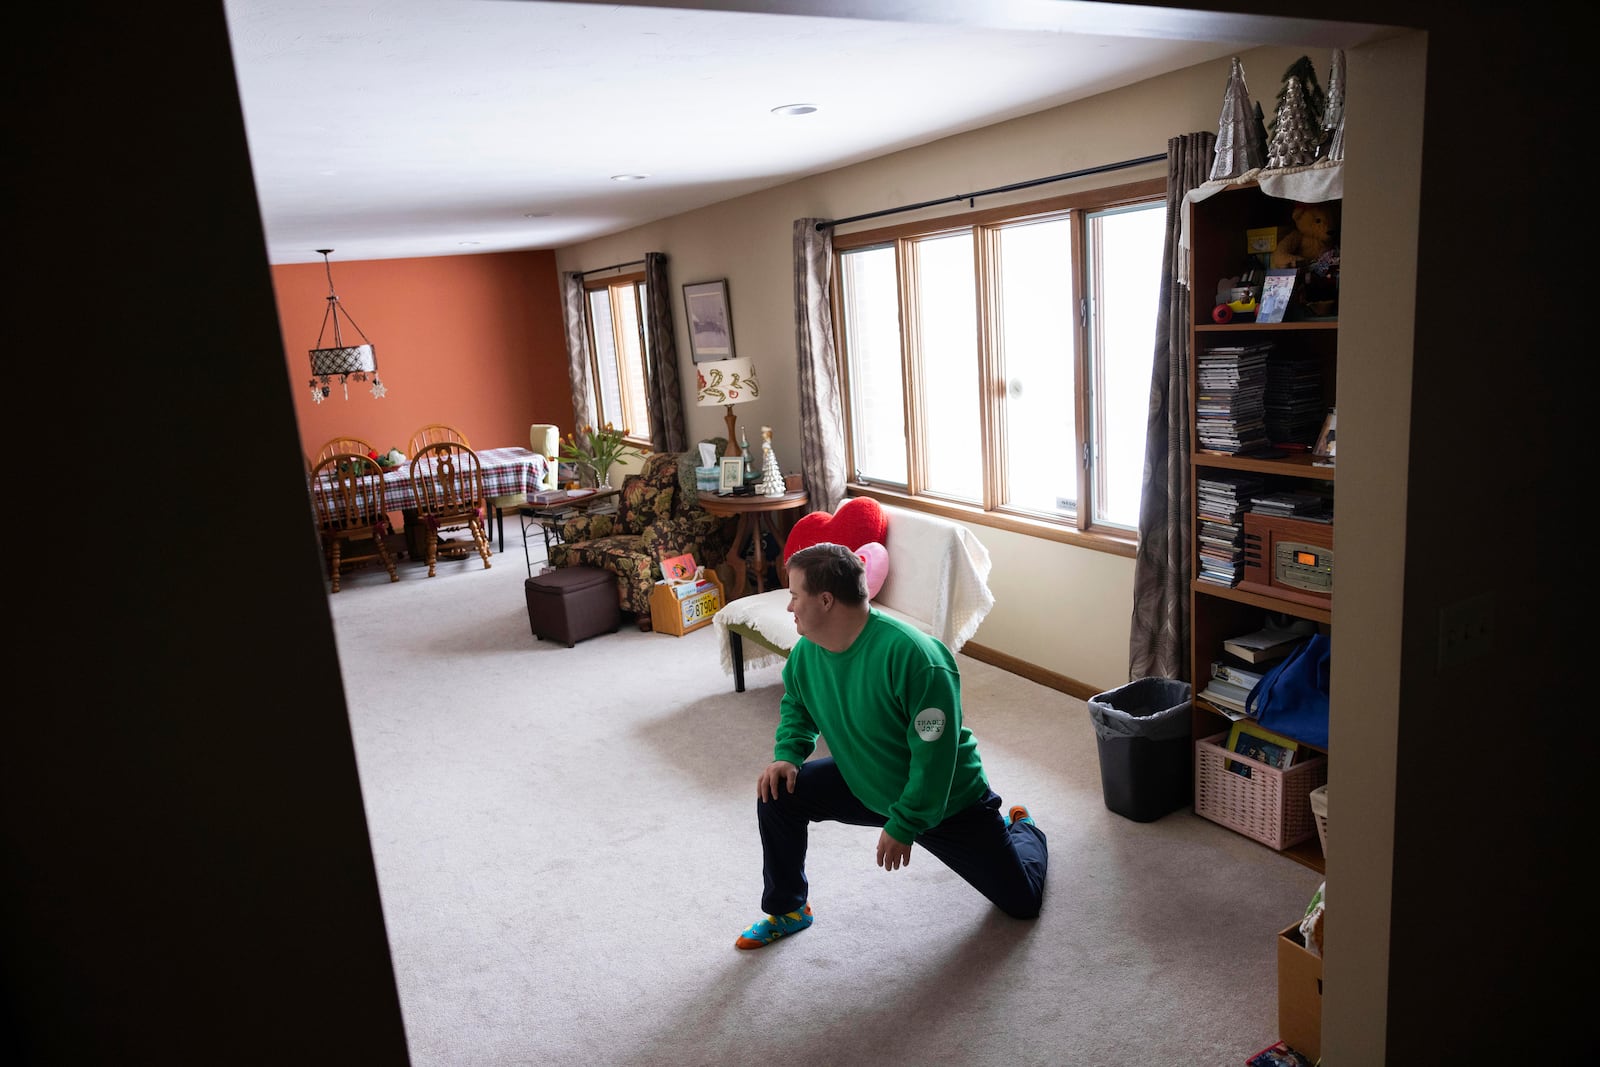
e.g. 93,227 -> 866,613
697,489 -> 808,598
517,486 -> 620,575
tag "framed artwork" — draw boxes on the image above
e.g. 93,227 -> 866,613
683,279 -> 735,363
718,456 -> 745,492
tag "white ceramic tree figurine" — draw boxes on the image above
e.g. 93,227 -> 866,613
758,426 -> 787,496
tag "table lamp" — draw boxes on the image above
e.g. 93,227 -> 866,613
695,356 -> 761,457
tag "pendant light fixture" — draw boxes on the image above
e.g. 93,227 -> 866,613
308,249 -> 386,403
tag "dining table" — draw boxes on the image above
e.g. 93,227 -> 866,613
374,446 -> 549,555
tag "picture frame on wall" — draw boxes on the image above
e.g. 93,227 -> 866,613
718,456 -> 745,493
683,279 -> 735,363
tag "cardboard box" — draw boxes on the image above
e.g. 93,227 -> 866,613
1277,922 -> 1322,1062
1247,225 -> 1288,255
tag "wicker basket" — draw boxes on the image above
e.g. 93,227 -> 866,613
1194,731 -> 1328,850
1309,784 -> 1329,857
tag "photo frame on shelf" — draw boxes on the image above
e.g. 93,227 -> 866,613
683,279 -> 735,363
1255,268 -> 1298,324
718,456 -> 745,492
1312,409 -> 1337,459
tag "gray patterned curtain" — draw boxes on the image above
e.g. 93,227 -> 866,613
642,252 -> 686,453
560,271 -> 597,485
792,219 -> 848,513
1128,131 -> 1214,682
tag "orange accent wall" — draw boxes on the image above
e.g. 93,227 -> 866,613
271,251 -> 574,461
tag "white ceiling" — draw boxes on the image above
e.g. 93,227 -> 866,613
222,0 -> 1389,264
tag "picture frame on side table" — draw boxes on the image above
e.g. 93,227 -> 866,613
718,456 -> 745,493
683,279 -> 735,363
1255,268 -> 1297,324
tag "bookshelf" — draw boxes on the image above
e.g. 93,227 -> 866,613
1187,179 -> 1339,875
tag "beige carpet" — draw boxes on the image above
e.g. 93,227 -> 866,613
326,536 -> 1323,1066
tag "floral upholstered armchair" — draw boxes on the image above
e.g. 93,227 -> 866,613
547,448 -> 735,629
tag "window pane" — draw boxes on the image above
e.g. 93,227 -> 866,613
839,246 -> 907,487
587,289 -> 623,426
994,217 -> 1077,516
613,282 -> 651,440
914,233 -> 981,501
1088,204 -> 1164,528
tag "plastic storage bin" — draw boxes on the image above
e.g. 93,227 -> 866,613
1087,677 -> 1193,822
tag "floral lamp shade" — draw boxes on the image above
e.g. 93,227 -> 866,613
695,357 -> 759,457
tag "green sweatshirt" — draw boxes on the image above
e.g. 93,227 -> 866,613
774,610 -> 990,845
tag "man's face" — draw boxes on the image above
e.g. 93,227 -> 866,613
786,568 -> 827,638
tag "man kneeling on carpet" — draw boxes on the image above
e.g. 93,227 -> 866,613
736,542 -> 1048,949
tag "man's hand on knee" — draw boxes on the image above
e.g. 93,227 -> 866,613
876,831 -> 912,872
757,760 -> 799,802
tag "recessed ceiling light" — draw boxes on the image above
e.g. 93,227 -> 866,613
771,103 -> 818,116
459,241 -> 480,246
524,211 -> 553,218
610,173 -> 650,182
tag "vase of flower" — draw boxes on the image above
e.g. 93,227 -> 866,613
560,423 -> 645,489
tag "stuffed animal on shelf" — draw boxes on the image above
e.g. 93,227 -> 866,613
1270,202 -> 1338,269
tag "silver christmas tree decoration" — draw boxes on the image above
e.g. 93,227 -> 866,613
757,426 -> 787,496
1266,57 -> 1325,169
1210,57 -> 1266,180
1321,49 -> 1346,162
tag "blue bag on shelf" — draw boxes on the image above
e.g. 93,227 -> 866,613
1245,633 -> 1331,748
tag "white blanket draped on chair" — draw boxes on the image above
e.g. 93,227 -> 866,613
713,504 -> 994,676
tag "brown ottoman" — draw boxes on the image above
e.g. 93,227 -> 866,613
525,566 -> 620,647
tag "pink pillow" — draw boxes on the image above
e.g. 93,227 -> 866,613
782,497 -> 889,562
856,541 -> 888,599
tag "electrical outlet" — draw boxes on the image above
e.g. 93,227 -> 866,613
1437,593 -> 1495,670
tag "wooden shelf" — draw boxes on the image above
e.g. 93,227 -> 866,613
1196,320 -> 1338,334
1194,581 -> 1331,625
1188,181 -> 1338,880
1195,451 -> 1335,481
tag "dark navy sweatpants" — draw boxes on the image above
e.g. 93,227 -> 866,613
757,757 -> 1048,919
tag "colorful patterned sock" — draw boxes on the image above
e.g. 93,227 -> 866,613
734,904 -> 814,950
1007,805 -> 1036,827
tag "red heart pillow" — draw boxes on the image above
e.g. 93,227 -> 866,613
783,497 -> 889,563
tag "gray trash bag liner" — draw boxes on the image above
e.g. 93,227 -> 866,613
1087,677 -> 1192,742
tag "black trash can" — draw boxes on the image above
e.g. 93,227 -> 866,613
1087,677 -> 1193,822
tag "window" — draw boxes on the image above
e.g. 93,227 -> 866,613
583,273 -> 653,443
832,178 -> 1164,544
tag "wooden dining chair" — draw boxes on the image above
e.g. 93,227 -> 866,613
406,423 -> 472,457
408,441 -> 492,577
310,453 -> 400,592
315,435 -> 379,465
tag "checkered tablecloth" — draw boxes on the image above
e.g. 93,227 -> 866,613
311,446 -> 548,513
379,446 -> 548,512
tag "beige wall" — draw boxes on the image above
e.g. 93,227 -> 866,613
557,44 -> 1327,695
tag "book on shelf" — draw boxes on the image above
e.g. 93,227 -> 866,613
1198,681 -> 1250,716
1222,626 -> 1307,664
1211,659 -> 1266,690
1224,719 -> 1299,778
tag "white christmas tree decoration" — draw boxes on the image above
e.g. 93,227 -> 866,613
758,427 -> 787,496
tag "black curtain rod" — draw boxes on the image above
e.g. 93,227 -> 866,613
578,258 -> 646,277
816,152 -> 1168,231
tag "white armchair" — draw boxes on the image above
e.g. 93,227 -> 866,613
712,503 -> 995,691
